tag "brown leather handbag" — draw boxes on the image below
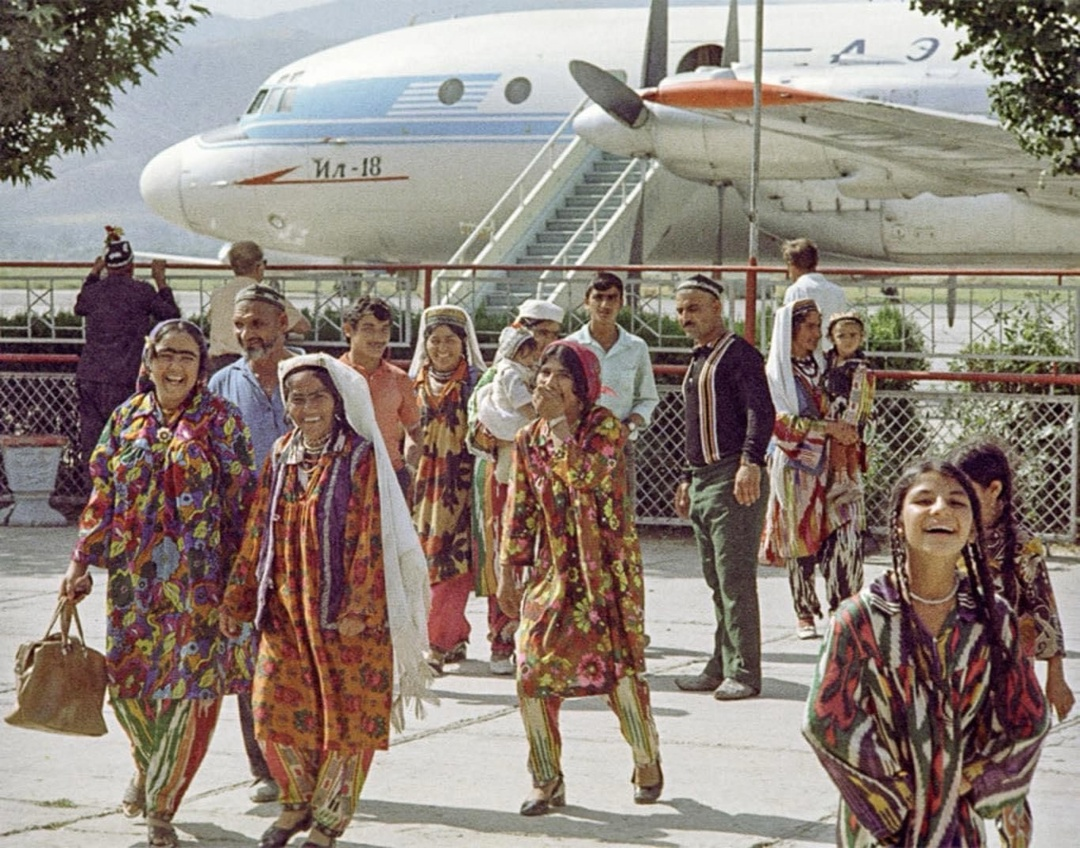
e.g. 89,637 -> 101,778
5,599 -> 108,736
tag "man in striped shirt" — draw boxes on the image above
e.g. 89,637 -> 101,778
672,275 -> 775,701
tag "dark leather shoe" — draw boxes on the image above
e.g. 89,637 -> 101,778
519,776 -> 566,816
259,811 -> 314,848
633,762 -> 663,804
674,672 -> 723,692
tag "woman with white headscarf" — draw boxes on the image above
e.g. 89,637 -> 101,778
761,300 -> 860,641
221,354 -> 431,848
408,305 -> 486,673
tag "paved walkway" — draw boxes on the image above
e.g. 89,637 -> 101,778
1,525 -> 1077,847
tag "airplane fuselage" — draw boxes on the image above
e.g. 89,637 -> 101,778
140,3 -> 1080,266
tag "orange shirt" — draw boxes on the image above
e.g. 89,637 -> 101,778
338,352 -> 419,470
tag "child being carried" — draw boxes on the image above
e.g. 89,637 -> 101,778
477,326 -> 540,483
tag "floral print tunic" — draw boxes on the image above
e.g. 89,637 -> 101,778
413,360 -> 479,584
803,572 -> 1049,847
984,522 -> 1066,660
223,431 -> 394,751
72,390 -> 256,700
501,406 -> 647,699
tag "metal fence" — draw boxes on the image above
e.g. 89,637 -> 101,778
3,262 -> 1080,537
3,371 -> 1076,540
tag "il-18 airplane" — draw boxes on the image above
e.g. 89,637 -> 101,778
139,1 -> 1080,266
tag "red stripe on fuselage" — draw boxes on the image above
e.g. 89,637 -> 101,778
236,167 -> 409,186
646,80 -> 840,110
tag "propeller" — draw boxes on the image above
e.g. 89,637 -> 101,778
641,0 -> 668,87
569,60 -> 648,129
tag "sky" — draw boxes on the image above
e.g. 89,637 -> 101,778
204,0 -> 329,18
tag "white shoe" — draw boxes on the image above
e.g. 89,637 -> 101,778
249,777 -> 279,803
796,619 -> 819,640
489,656 -> 515,676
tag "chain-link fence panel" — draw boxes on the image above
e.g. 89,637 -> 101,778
2,374 -> 1078,541
0,372 -> 87,512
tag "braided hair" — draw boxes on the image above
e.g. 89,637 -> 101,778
950,439 -> 1019,607
887,460 -> 1015,729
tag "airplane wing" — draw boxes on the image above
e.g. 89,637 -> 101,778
651,79 -> 1080,210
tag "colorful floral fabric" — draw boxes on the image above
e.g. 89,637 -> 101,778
72,389 -> 256,699
761,372 -> 830,563
413,360 -> 479,584
501,406 -> 647,699
223,430 -> 394,752
984,522 -> 1066,660
803,572 -> 1049,847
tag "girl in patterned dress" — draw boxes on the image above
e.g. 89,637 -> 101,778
497,340 -> 662,816
952,439 -> 1074,846
803,460 -> 1049,847
408,306 -> 486,673
62,319 -> 257,848
221,354 -> 431,848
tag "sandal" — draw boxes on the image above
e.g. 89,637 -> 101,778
259,806 -> 314,848
122,772 -> 146,818
147,816 -> 178,848
300,821 -> 340,847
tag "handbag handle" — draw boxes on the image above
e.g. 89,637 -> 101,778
45,598 -> 87,649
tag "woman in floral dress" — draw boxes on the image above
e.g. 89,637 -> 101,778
803,459 -> 1049,847
497,340 -> 662,816
408,305 -> 485,672
221,354 -> 431,848
61,319 -> 256,848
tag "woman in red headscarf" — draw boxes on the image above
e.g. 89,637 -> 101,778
497,341 -> 662,816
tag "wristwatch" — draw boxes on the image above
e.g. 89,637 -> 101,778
627,421 -> 640,442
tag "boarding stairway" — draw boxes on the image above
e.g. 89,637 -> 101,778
437,99 -> 663,317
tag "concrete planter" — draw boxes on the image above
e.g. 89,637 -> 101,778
0,435 -> 68,527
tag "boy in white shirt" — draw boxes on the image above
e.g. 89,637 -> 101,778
478,326 -> 539,483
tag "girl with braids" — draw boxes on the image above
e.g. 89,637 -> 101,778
803,460 -> 1049,847
952,439 -> 1074,721
952,440 -> 1073,848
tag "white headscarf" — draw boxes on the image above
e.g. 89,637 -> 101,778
766,301 -> 826,416
408,305 -> 486,379
276,353 -> 435,730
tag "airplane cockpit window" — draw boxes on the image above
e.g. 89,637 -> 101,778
263,88 -> 285,114
246,89 -> 268,114
278,87 -> 296,113
439,78 -> 465,105
504,77 -> 531,105
676,44 -> 724,74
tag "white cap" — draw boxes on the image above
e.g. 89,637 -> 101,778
516,298 -> 564,324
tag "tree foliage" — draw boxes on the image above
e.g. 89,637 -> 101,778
911,1 -> 1080,175
0,1 -> 208,185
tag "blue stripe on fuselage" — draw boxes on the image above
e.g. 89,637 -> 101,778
242,117 -> 567,141
241,74 -> 504,124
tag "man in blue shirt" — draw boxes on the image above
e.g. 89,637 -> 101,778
565,272 -> 658,504
207,283 -> 301,804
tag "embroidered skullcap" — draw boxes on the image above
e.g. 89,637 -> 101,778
103,225 -> 134,268
827,310 -> 865,336
546,339 -> 603,405
408,304 -> 486,377
516,298 -> 565,324
234,283 -> 286,311
790,298 -> 819,320
675,273 -> 724,300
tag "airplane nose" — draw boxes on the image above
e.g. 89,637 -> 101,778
140,140 -> 188,228
573,105 -> 656,158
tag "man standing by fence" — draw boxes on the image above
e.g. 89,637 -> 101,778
74,226 -> 179,466
672,274 -> 774,702
565,271 -> 658,505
